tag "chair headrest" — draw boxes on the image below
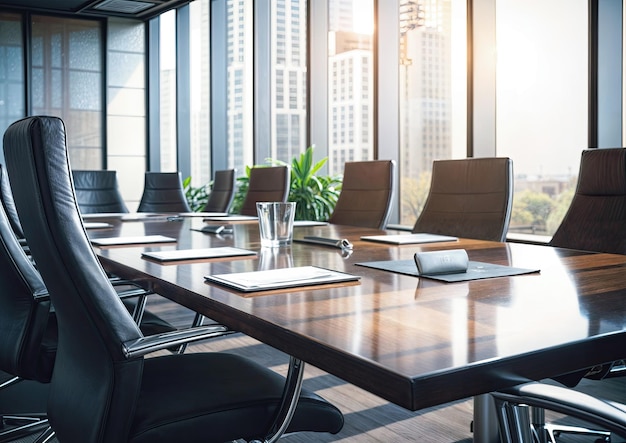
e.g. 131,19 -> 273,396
577,148 -> 626,196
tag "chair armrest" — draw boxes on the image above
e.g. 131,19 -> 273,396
494,382 -> 626,436
115,286 -> 154,299
110,279 -> 153,298
33,289 -> 50,302
121,324 -> 233,358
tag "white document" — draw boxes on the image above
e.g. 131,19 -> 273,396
82,212 -> 167,221
360,233 -> 458,245
206,265 -> 360,292
293,220 -> 329,227
83,222 -> 113,229
91,235 -> 176,247
176,212 -> 229,217
142,247 -> 256,262
203,215 -> 259,222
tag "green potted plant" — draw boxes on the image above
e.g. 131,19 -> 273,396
183,176 -> 210,212
230,146 -> 342,220
277,146 -> 342,221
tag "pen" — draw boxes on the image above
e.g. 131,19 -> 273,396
301,236 -> 353,250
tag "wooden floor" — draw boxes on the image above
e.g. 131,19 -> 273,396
6,294 -> 626,442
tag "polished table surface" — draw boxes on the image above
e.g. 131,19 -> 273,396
89,217 -> 626,412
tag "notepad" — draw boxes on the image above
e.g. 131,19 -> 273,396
355,259 -> 539,282
293,220 -> 329,227
142,247 -> 256,262
203,215 -> 258,222
82,212 -> 126,219
360,233 -> 458,245
91,235 -> 176,247
205,266 -> 360,292
82,213 -> 167,221
176,212 -> 229,218
83,222 -> 113,229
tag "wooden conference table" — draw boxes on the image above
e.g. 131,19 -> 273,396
88,216 -> 626,442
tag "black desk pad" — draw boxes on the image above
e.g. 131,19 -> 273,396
355,259 -> 539,282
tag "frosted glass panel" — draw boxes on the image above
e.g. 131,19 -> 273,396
109,52 -> 145,88
107,18 -> 146,209
69,71 -> 101,110
31,15 -> 104,169
69,28 -> 101,70
108,20 -> 144,52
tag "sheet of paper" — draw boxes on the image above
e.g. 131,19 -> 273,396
206,265 -> 360,292
203,215 -> 259,222
83,222 -> 113,229
142,247 -> 256,262
293,220 -> 329,227
360,233 -> 458,245
81,212 -> 168,221
91,235 -> 176,247
176,212 -> 229,217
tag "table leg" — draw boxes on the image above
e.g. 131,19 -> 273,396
473,394 -> 500,443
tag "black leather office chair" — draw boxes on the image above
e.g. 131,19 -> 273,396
328,160 -> 395,229
491,149 -> 626,442
0,164 -> 26,242
137,171 -> 192,213
72,169 -> 129,214
550,148 -> 626,255
550,148 -> 626,383
239,166 -> 290,216
0,196 -> 54,442
202,169 -> 236,213
0,190 -> 194,442
412,157 -> 513,242
1,165 -> 176,339
3,116 -> 343,443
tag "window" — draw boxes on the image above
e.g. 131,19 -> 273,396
189,0 -> 212,186
0,13 -> 24,165
398,0 -> 467,225
495,0 -> 587,236
107,18 -> 147,209
159,9 -> 177,172
327,0 -> 374,176
227,0 -> 253,171
31,15 -> 103,169
270,0 -> 307,163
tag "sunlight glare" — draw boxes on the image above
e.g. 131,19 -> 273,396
352,1 -> 374,34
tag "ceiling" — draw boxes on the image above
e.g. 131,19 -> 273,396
0,0 -> 191,20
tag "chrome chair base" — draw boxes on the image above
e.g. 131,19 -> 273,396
492,383 -> 626,443
0,414 -> 50,443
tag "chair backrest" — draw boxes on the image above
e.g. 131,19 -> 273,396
239,166 -> 290,216
328,160 -> 396,229
412,157 -> 513,242
203,169 -> 236,213
0,164 -> 26,239
550,148 -> 626,253
0,196 -> 54,383
137,171 -> 191,213
72,169 -> 129,214
4,116 -> 145,442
